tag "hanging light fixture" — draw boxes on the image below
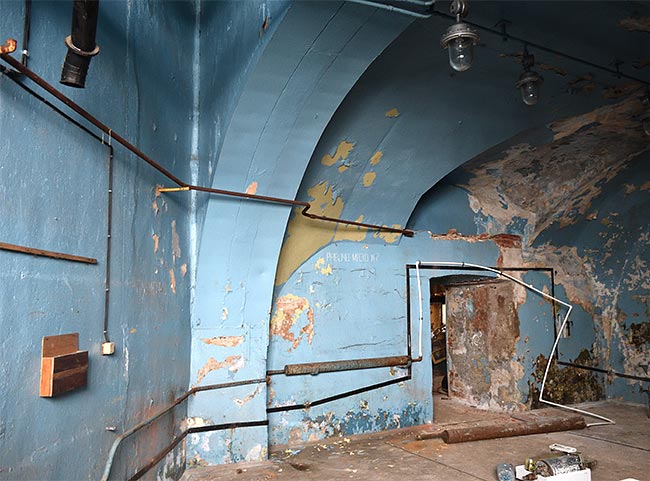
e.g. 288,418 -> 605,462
515,46 -> 544,106
440,0 -> 479,72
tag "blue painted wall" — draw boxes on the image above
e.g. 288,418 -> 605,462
267,1 -> 649,443
411,108 -> 649,404
1,1 -> 648,478
188,2 -> 412,465
0,1 -> 195,479
0,0 -> 285,479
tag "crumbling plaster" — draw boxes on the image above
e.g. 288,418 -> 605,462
420,92 -> 650,404
268,3 -> 649,444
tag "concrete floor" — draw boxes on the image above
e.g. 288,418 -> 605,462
181,398 -> 649,481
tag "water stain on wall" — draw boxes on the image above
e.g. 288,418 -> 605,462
451,93 -> 649,401
289,404 -> 425,444
201,336 -> 244,347
333,215 -> 368,243
530,351 -> 603,407
275,182 -> 342,286
369,151 -> 383,165
372,225 -> 402,244
314,257 -> 333,275
465,94 -> 649,244
169,268 -> 176,294
234,385 -> 262,407
171,220 -> 181,264
196,355 -> 243,384
362,172 -> 377,187
270,294 -> 315,350
321,140 -> 355,167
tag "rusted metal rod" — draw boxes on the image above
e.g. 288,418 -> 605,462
126,420 -> 269,481
100,378 -> 267,481
0,241 -> 97,264
266,374 -> 411,413
441,414 -> 586,444
283,355 -> 411,376
0,47 -> 414,238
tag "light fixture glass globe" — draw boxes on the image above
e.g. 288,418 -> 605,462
516,70 -> 543,106
520,81 -> 540,105
448,36 -> 475,72
441,22 -> 479,72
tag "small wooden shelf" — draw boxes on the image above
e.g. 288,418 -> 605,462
40,333 -> 88,397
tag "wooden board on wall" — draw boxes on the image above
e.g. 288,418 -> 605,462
40,333 -> 88,397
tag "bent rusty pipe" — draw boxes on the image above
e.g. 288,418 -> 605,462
0,48 -> 414,238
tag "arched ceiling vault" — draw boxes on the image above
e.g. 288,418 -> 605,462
191,1 -> 412,396
275,1 -> 649,284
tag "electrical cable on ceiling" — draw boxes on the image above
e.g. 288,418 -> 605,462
414,260 -> 615,427
350,0 -> 650,88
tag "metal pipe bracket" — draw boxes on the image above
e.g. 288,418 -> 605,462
64,35 -> 100,57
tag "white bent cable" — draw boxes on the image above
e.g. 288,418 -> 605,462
416,261 -> 614,426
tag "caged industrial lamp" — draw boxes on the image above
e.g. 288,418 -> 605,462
440,0 -> 480,72
515,46 -> 544,106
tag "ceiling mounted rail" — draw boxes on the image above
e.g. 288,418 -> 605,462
0,40 -> 414,239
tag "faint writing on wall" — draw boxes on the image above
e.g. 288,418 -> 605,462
325,252 -> 379,263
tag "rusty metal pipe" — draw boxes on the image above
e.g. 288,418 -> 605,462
441,414 -> 586,444
100,378 -> 267,481
0,241 -> 97,264
283,355 -> 411,376
0,48 -> 414,238
266,374 -> 411,413
126,420 -> 269,481
1,48 -> 185,185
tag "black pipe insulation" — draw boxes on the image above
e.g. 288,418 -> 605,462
60,0 -> 100,88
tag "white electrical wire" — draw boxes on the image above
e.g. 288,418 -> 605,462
415,260 -> 614,427
415,261 -> 424,360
